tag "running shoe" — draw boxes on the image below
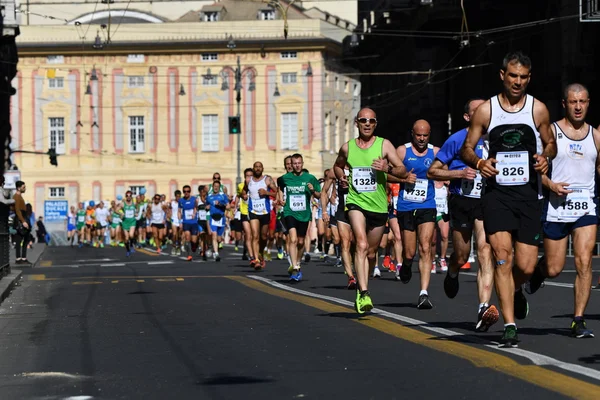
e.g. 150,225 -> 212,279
372,266 -> 381,278
417,294 -> 433,310
186,255 -> 192,261
277,248 -> 284,260
398,263 -> 412,283
476,305 -> 499,332
288,265 -> 295,276
214,252 -> 221,262
347,276 -> 357,290
389,263 -> 398,273
444,271 -> 459,299
304,253 -> 311,263
234,246 -> 239,252
514,289 -> 529,320
126,251 -> 130,257
439,258 -> 448,272
431,262 -> 437,274
499,325 -> 519,348
355,291 -> 373,314
382,255 -> 391,269
219,242 -> 223,249
571,319 -> 594,338
525,263 -> 546,295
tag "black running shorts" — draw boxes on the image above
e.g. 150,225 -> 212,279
482,191 -> 542,245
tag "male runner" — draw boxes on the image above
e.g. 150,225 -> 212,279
394,120 -> 438,310
526,83 -> 598,338
179,185 -> 199,261
279,153 -> 321,281
461,51 -> 556,347
207,180 -> 230,262
276,155 -> 293,260
334,107 -> 409,314
244,161 -> 278,270
121,191 -> 138,256
238,168 -> 253,260
147,194 -> 167,253
427,97 -> 499,332
170,190 -> 182,255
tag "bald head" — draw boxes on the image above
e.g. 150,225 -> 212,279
355,107 -> 377,137
356,107 -> 376,119
563,83 -> 589,101
412,119 -> 431,134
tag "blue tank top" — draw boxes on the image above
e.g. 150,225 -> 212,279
178,196 -> 197,224
397,143 -> 436,212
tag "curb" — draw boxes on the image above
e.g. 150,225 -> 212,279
0,269 -> 22,305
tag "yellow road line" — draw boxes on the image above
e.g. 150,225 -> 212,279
72,281 -> 103,285
111,280 -> 119,284
227,276 -> 600,400
175,278 -> 184,281
136,248 -> 159,257
39,261 -> 52,267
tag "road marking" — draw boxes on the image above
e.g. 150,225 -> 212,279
27,275 -> 231,282
76,258 -> 115,262
147,261 -> 174,265
29,274 -> 47,281
101,263 -> 125,267
43,260 -> 176,268
72,282 -> 103,285
136,248 -> 158,257
111,280 -> 119,284
20,372 -> 89,380
240,275 -> 600,396
39,261 -> 52,267
176,278 -> 184,281
155,278 -> 175,282
136,280 -> 145,283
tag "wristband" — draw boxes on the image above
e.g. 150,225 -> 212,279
476,159 -> 482,170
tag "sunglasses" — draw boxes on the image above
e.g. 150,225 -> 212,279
183,190 -> 191,193
357,118 -> 377,124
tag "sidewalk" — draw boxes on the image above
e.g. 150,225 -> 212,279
9,243 -> 47,268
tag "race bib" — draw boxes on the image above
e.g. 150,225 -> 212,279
252,198 -> 267,214
435,191 -> 448,214
77,215 -> 85,223
290,194 -> 307,212
403,179 -> 428,203
496,151 -> 529,186
554,188 -> 594,219
184,209 -> 194,220
234,211 -> 241,219
212,217 -> 224,227
461,172 -> 483,198
197,210 -> 207,220
125,209 -> 134,219
352,167 -> 377,192
392,195 -> 399,210
112,217 -> 121,224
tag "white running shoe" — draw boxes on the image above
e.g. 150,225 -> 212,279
440,258 -> 448,272
373,266 -> 381,278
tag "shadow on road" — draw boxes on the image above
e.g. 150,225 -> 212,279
578,354 -> 600,364
316,312 -> 364,320
552,313 -> 600,321
310,285 -> 347,290
201,374 -> 275,385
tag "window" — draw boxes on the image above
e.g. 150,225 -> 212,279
282,73 -> 297,84
353,83 -> 360,96
49,117 -> 65,155
128,76 -> 144,88
280,51 -> 297,59
129,116 -> 145,153
334,76 -> 339,90
202,114 -> 219,152
281,112 -> 298,150
259,10 -> 275,20
203,75 -> 218,86
48,77 -> 64,89
127,54 -> 145,63
325,73 -> 329,87
203,11 -> 219,21
129,186 -> 145,196
46,55 -> 64,64
344,80 -> 349,93
49,187 -> 65,198
333,116 -> 339,151
202,53 -> 218,61
344,118 -> 349,143
324,112 -> 331,150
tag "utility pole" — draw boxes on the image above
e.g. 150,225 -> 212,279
0,0 -> 19,273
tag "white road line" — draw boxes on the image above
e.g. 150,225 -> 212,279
49,260 -> 175,268
147,261 -> 174,265
100,263 -> 125,267
76,258 -> 115,262
248,275 -> 600,383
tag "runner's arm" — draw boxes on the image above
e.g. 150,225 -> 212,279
377,139 -> 408,179
533,100 -> 556,175
320,170 -> 335,215
461,101 -> 498,178
594,127 -> 600,176
333,143 -> 349,181
427,160 -> 472,181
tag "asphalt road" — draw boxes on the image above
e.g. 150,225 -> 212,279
0,244 -> 599,399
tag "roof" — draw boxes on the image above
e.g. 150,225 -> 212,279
176,0 -> 308,23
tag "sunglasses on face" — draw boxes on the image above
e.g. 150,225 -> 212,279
183,190 -> 190,193
357,118 -> 377,124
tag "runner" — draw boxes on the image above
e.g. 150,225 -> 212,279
109,201 -> 123,247
427,97 -> 499,332
432,180 -> 450,273
147,194 -> 167,253
85,201 -> 96,246
121,191 -> 138,257
322,167 -> 357,289
206,180 -> 230,262
197,185 -> 210,260
278,153 -> 321,281
136,189 -> 149,248
526,83 -> 598,338
244,161 -> 278,270
170,190 -> 182,255
461,51 -> 556,347
178,185 -> 199,261
394,119 -> 439,310
238,168 -> 253,261
67,205 -> 77,247
275,155 -> 293,260
95,201 -> 110,248
386,182 -> 403,275
334,107 -> 409,314
75,202 -> 86,247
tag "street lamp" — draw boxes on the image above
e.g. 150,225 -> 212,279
219,57 -> 257,186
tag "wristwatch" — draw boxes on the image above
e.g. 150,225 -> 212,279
387,165 -> 393,174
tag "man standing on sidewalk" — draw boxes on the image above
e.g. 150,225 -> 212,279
13,180 -> 31,265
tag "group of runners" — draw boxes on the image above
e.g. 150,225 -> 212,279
65,51 -> 597,348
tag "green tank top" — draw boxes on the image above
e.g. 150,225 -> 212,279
123,203 -> 137,222
346,136 -> 388,214
76,210 -> 86,224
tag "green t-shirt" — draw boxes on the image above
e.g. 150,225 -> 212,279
76,210 -> 86,225
346,136 -> 388,214
281,172 -> 321,222
123,203 -> 137,223
111,211 -> 122,226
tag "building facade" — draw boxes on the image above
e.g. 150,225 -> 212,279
12,0 -> 361,215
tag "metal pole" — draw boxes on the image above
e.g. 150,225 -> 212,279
235,56 -> 242,186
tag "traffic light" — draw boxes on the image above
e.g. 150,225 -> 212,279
228,116 -> 241,134
48,148 -> 58,166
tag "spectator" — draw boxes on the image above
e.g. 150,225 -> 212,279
36,216 -> 48,244
13,181 -> 31,265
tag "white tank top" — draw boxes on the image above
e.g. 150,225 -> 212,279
545,123 -> 597,222
171,200 -> 179,221
248,176 -> 269,215
150,203 -> 165,224
434,186 -> 448,215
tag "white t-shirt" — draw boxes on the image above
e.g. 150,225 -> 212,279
95,208 -> 110,227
